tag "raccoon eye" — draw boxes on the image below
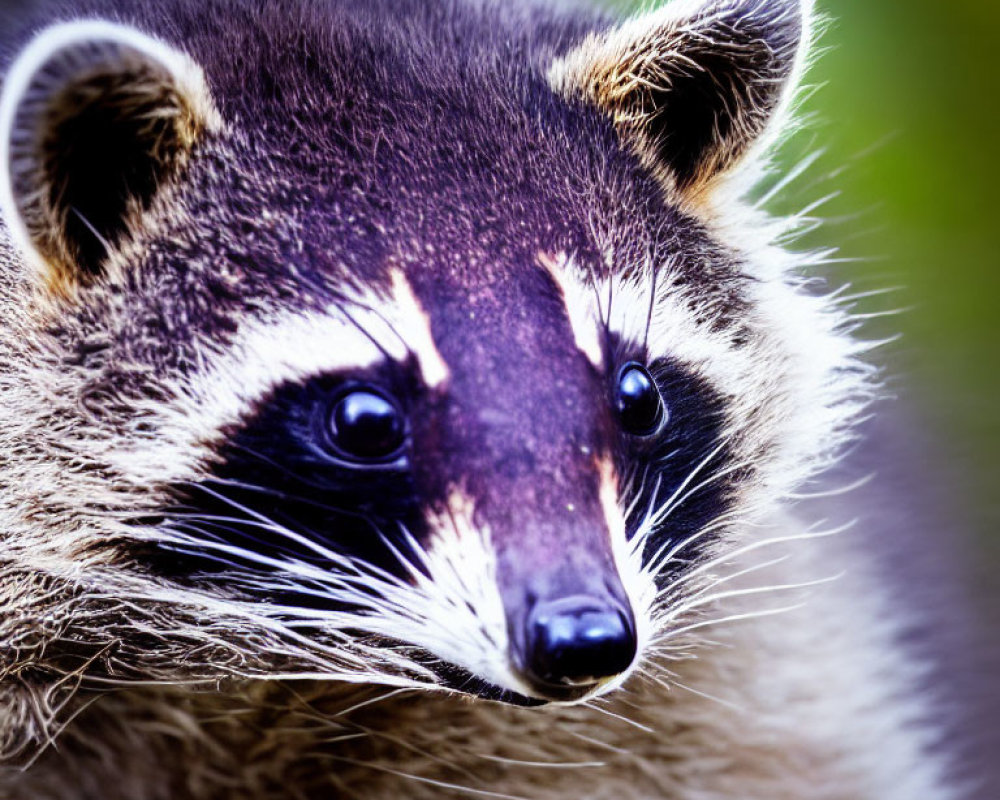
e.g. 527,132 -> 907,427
615,363 -> 665,436
327,388 -> 407,462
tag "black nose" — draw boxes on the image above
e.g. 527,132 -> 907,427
520,596 -> 636,694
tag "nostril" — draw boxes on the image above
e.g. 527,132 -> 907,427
522,596 -> 636,691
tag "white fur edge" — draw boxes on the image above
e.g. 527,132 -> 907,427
387,269 -> 450,388
552,251 -> 752,406
416,490 -> 532,695
600,456 -> 657,696
0,19 -> 220,277
707,0 -> 820,197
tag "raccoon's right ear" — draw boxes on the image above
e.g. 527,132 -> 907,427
550,0 -> 810,203
0,20 -> 220,297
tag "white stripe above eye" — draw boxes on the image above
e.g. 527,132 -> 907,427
538,249 -> 756,404
387,269 -> 450,389
539,251 -> 605,369
108,305 -> 388,486
105,275 -> 450,488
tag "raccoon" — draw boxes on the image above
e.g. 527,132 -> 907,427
0,0 -> 968,798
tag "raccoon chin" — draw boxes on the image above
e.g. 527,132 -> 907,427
430,663 -> 602,708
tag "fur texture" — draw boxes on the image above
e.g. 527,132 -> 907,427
0,0 -> 965,798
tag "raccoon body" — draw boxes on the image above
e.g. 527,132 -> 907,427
0,0 -> 965,798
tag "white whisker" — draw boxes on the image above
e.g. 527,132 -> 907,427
653,604 -> 806,647
476,754 -> 606,770
582,700 -> 655,735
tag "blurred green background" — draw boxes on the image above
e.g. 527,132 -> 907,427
819,1 -> 997,582
783,0 -> 1000,574
617,0 -> 1000,577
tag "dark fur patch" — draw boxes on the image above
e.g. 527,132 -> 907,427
145,323 -> 734,622
147,365 -> 431,604
622,357 -> 737,590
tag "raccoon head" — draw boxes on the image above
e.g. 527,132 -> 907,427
0,0 -> 867,732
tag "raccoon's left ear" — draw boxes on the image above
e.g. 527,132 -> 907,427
0,20 -> 220,296
550,0 -> 811,201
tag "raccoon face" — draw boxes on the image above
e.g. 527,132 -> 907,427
0,0 -> 862,708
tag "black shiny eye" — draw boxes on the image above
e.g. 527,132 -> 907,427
615,363 -> 665,436
327,388 -> 407,462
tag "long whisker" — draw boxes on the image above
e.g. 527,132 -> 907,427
642,250 -> 658,355
671,678 -> 746,713
643,509 -> 750,578
635,438 -> 732,537
651,604 -> 807,647
661,573 -> 842,622
654,520 -> 854,609
581,699 -> 655,735
168,483 -> 376,571
647,457 -> 751,531
476,753 -> 607,770
676,550 -> 787,588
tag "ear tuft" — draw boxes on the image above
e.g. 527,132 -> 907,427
0,20 -> 220,295
550,0 -> 810,199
